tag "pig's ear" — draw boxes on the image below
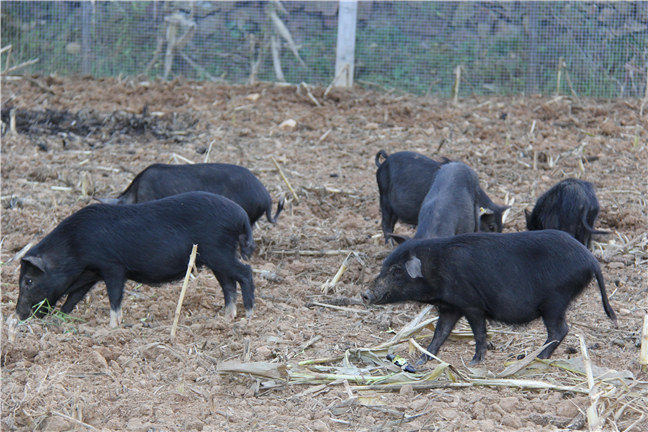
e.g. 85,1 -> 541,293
388,234 -> 409,245
524,208 -> 531,222
21,256 -> 46,273
405,255 -> 423,279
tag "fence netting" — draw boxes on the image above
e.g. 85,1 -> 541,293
2,1 -> 647,98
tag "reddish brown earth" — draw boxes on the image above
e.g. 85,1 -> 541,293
1,77 -> 647,431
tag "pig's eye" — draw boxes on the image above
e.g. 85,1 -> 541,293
391,267 -> 403,276
25,278 -> 33,286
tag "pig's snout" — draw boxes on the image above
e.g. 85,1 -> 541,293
363,277 -> 390,305
361,289 -> 373,304
15,300 -> 32,321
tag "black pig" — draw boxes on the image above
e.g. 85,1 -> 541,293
525,178 -> 607,248
362,230 -> 617,364
97,163 -> 283,226
375,150 -> 447,239
16,192 -> 256,326
375,150 -> 506,241
391,162 -> 490,242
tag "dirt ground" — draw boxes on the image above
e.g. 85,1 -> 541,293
1,77 -> 647,431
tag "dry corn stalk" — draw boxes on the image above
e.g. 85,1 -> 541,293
502,192 -> 514,225
267,2 -> 305,67
272,156 -> 299,203
579,334 -> 602,432
170,244 -> 198,338
6,314 -> 19,343
321,252 -> 351,294
452,65 -> 462,104
556,57 -> 566,95
640,315 -> 648,370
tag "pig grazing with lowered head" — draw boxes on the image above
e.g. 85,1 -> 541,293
362,230 -> 617,365
97,163 -> 284,226
525,178 -> 607,248
16,192 -> 256,326
375,150 -> 507,242
375,150 -> 448,240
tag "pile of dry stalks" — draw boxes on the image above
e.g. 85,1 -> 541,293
216,305 -> 648,431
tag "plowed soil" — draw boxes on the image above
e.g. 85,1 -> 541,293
1,76 -> 647,431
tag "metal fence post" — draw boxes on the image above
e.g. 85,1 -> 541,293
333,0 -> 358,88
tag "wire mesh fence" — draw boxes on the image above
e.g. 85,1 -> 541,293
2,1 -> 647,98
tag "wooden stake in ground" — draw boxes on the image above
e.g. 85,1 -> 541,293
170,244 -> 198,338
556,57 -> 565,95
641,67 -> 648,117
452,65 -> 462,104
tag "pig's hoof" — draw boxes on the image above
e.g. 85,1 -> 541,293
245,308 -> 254,319
468,357 -> 483,366
224,304 -> 236,321
109,307 -> 122,328
415,354 -> 430,366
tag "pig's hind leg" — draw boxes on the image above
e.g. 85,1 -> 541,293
538,312 -> 569,359
464,310 -> 489,365
379,201 -> 398,242
101,269 -> 127,328
418,306 -> 462,365
232,261 -> 255,318
205,252 -> 255,319
213,271 -> 238,320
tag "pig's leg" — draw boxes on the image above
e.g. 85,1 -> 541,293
213,271 -> 238,321
60,282 -> 96,314
380,201 -> 398,242
232,261 -> 255,318
417,306 -> 462,365
465,311 -> 488,365
538,313 -> 569,359
60,271 -> 100,314
102,269 -> 126,328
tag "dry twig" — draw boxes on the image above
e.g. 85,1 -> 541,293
170,244 -> 198,338
1,57 -> 39,75
271,157 -> 299,203
640,315 -> 648,371
579,334 -> 602,431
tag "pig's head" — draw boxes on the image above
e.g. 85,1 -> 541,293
16,255 -> 63,320
479,205 -> 509,233
362,243 -> 429,305
524,208 -> 541,231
